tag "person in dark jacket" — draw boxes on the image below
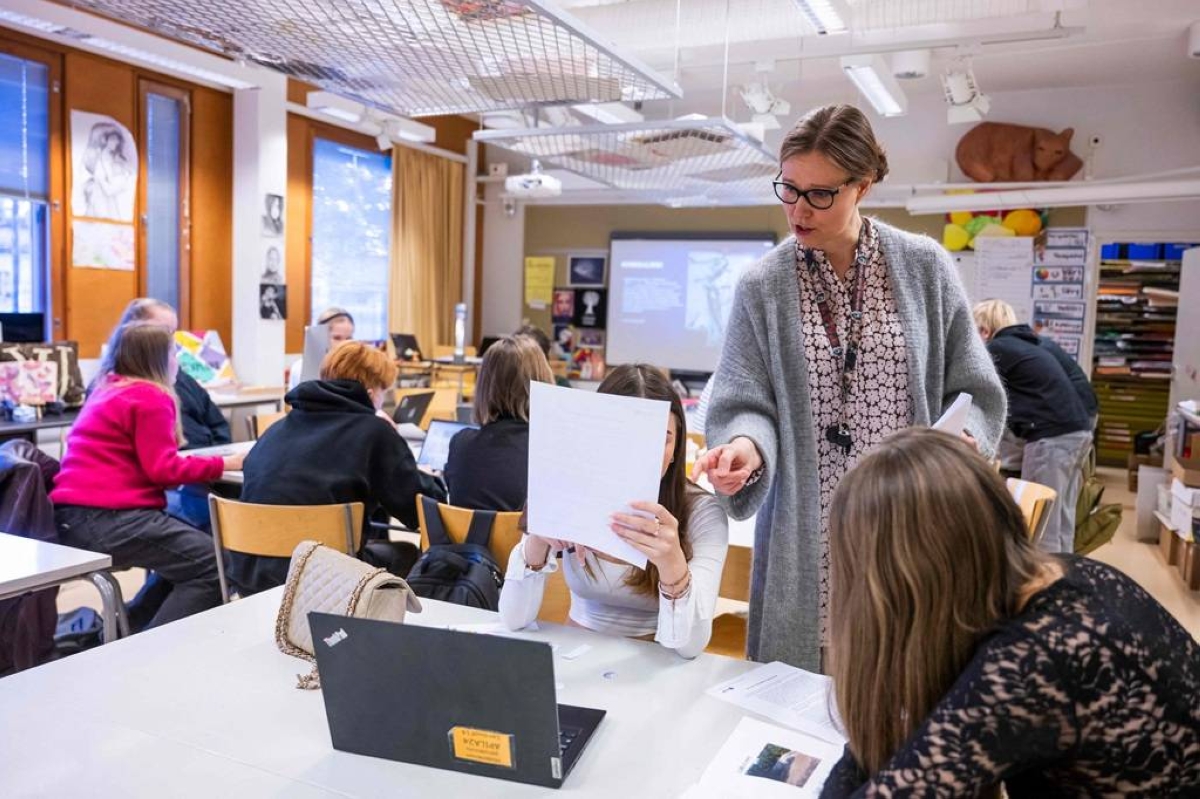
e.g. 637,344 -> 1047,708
444,335 -> 554,511
231,342 -> 445,595
975,300 -> 1093,554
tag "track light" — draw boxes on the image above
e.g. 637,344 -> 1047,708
792,0 -> 848,35
942,61 -> 990,125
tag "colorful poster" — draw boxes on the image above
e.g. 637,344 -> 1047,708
72,219 -> 135,270
552,289 -> 575,322
524,256 -> 555,308
0,361 -> 58,405
70,110 -> 137,222
1030,228 -> 1089,362
175,330 -> 237,387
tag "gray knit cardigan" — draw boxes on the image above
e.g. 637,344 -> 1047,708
705,219 -> 1006,671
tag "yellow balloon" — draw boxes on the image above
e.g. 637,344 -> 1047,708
943,223 -> 971,251
949,211 -> 973,226
1003,209 -> 1043,236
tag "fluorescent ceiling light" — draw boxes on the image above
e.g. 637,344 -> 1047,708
840,54 -> 907,117
306,91 -> 364,124
793,0 -> 847,35
573,102 -> 644,125
389,117 -> 436,144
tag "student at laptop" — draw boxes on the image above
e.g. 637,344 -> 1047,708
52,323 -> 245,627
443,336 -> 552,511
233,342 -> 445,595
499,364 -> 729,659
515,324 -> 570,388
287,307 -> 355,390
821,429 -> 1199,798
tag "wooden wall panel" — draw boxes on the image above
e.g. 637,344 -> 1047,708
189,87 -> 233,347
63,52 -> 138,357
285,114 -> 311,353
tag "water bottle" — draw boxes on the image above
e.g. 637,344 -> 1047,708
453,303 -> 467,364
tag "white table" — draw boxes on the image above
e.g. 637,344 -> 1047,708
185,439 -> 256,486
207,386 -> 286,411
0,589 -> 762,798
0,531 -> 125,642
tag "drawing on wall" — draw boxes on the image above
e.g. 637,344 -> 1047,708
261,245 -> 284,284
262,193 -> 284,237
686,250 -> 738,346
70,111 -> 137,222
260,284 -> 287,321
568,254 -> 607,287
71,219 -> 135,270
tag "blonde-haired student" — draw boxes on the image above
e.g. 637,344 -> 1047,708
52,323 -> 244,627
822,428 -> 1199,797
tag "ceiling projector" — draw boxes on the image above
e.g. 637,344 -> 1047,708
504,159 -> 562,198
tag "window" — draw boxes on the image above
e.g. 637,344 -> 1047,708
0,51 -> 51,323
310,138 -> 392,341
140,82 -> 190,320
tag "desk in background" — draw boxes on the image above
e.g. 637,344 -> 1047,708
0,588 -> 764,798
207,387 -> 286,443
0,409 -> 79,445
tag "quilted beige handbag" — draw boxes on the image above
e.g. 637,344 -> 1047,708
275,540 -> 422,689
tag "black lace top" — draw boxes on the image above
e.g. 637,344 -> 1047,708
821,556 -> 1200,798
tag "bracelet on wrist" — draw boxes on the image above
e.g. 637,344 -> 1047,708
658,569 -> 692,600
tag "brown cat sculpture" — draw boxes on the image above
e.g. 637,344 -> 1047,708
956,122 -> 1083,182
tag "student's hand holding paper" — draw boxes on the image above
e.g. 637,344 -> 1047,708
611,500 -> 688,585
691,436 -> 762,496
524,533 -> 583,570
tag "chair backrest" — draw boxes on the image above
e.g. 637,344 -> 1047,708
208,495 -> 365,602
246,411 -> 286,440
416,498 -> 522,572
718,544 -> 752,603
1006,478 -> 1058,542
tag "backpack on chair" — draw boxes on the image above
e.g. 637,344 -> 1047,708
406,496 -> 504,610
1075,446 -> 1123,555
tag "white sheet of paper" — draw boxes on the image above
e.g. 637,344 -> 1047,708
933,392 -> 973,434
684,717 -> 844,798
528,382 -> 668,568
706,661 -> 845,745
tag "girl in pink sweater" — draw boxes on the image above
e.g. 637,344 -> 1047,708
52,323 -> 244,627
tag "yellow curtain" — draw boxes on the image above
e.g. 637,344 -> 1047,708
389,147 -> 465,350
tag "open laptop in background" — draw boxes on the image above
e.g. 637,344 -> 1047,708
478,336 -> 501,357
417,419 -> 476,472
391,333 -> 423,361
309,613 -> 605,789
393,391 -> 435,427
299,324 -> 332,385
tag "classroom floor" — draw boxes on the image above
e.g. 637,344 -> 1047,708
55,467 -> 1199,653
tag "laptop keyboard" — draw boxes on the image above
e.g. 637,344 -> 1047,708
559,726 -> 582,753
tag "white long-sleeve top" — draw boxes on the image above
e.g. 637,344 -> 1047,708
498,490 -> 729,659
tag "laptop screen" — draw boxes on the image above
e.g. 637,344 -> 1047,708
417,420 -> 476,471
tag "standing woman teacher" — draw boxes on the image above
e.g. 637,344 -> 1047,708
694,104 -> 1006,671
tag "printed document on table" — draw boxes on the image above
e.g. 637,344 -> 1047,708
707,661 -> 845,745
681,717 -> 844,798
933,392 -> 973,434
527,382 -> 669,569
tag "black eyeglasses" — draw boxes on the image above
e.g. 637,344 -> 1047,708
772,172 -> 853,210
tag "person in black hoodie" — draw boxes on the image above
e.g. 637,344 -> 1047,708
444,335 -> 554,511
231,341 -> 445,595
975,300 -> 1094,554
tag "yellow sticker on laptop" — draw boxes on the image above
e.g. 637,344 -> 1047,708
449,726 -> 516,769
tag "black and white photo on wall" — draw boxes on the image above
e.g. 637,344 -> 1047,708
260,283 -> 286,321
572,288 -> 606,329
261,245 -> 284,285
568,254 -> 606,287
262,193 -> 284,237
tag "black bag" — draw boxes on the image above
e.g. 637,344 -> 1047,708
406,497 -> 503,610
53,607 -> 105,657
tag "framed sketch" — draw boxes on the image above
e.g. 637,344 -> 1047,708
261,244 -> 284,284
70,111 -> 137,222
259,283 -> 287,321
263,193 -> 284,237
568,254 -> 607,287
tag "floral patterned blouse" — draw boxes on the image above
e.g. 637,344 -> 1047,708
795,217 -> 911,641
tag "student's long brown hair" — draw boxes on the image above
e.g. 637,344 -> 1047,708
596,364 -> 695,594
828,428 -> 1049,779
96,322 -> 184,443
472,336 -> 553,425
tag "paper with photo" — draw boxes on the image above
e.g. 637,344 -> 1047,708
707,661 -> 844,745
684,717 -> 843,798
527,382 -> 668,568
933,393 -> 973,434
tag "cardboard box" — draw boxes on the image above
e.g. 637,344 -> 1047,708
1160,522 -> 1182,565
1177,541 -> 1200,591
1171,479 -> 1199,542
1171,457 -> 1200,489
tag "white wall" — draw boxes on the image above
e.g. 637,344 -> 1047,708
479,78 -> 1200,331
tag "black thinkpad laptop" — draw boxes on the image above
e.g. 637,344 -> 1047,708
309,613 -> 605,788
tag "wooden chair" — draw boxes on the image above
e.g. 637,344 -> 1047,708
245,411 -> 286,440
706,543 -> 751,657
1006,478 -> 1058,542
208,496 -> 365,602
416,497 -> 522,572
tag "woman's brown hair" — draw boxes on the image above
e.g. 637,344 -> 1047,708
828,428 -> 1048,777
779,104 -> 889,184
96,322 -> 183,443
595,363 -> 696,594
472,336 -> 553,425
319,340 -> 398,390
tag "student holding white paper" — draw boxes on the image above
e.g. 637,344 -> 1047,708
499,365 -> 728,659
